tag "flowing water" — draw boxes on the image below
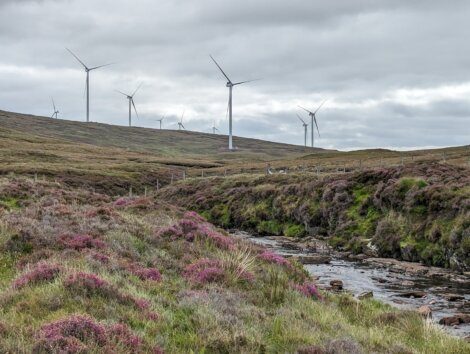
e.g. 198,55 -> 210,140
236,233 -> 470,339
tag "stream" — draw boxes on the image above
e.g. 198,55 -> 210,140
234,232 -> 470,339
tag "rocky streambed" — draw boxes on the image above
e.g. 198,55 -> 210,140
232,231 -> 470,339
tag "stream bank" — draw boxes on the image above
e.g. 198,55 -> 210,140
232,231 -> 470,339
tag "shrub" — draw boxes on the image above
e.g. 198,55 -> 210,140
292,281 -> 322,300
33,314 -> 107,352
129,265 -> 162,282
183,259 -> 225,285
64,272 -> 111,297
107,323 -> 142,351
257,250 -> 291,267
13,261 -> 61,289
59,234 -> 105,251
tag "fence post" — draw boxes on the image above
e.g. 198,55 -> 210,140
171,173 -> 174,184
201,170 -> 204,178
34,172 -> 38,182
129,186 -> 133,197
156,179 -> 159,191
401,156 -> 404,166
224,169 -> 227,177
144,186 -> 147,197
183,170 -> 186,180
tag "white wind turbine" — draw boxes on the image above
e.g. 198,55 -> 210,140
296,114 -> 309,147
210,55 -> 259,150
51,97 -> 59,119
66,48 -> 113,123
298,100 -> 326,148
156,116 -> 164,129
116,83 -> 142,127
211,121 -> 220,134
178,111 -> 185,130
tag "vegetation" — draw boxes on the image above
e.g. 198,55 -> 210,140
160,163 -> 470,270
0,177 -> 466,352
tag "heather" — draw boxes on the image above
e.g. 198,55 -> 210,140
0,176 -> 468,352
159,162 -> 470,270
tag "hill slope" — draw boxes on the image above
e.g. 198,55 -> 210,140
0,110 -> 320,162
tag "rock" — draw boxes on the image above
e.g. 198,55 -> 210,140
439,314 -> 470,326
279,241 -> 303,251
442,293 -> 465,302
330,279 -> 343,291
358,291 -> 373,300
401,280 -> 414,287
397,291 -> 426,298
348,253 -> 368,261
294,255 -> 331,265
428,300 -> 437,305
417,305 -> 432,318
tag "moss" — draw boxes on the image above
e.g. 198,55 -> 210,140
210,203 -> 231,228
397,177 -> 427,196
257,220 -> 283,235
0,197 -> 20,210
283,224 -> 305,238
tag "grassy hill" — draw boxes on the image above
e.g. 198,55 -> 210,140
0,110 -> 320,162
0,110 -> 469,352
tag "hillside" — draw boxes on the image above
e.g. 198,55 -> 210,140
0,110 -> 320,162
0,110 -> 469,352
0,176 -> 467,352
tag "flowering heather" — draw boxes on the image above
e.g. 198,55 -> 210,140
107,323 -> 142,351
59,234 -> 106,251
64,272 -> 110,297
34,314 -> 107,352
183,258 -> 225,285
114,197 -> 131,207
88,251 -> 110,264
258,250 -> 291,267
292,281 -> 323,300
12,261 -> 61,289
129,265 -> 162,282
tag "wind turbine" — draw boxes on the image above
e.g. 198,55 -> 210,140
296,114 -> 309,147
211,121 -> 220,134
178,111 -> 185,130
66,48 -> 113,123
156,116 -> 164,129
298,100 -> 326,148
116,83 -> 142,127
210,55 -> 258,150
51,97 -> 59,119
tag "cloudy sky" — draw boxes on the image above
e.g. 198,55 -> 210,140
0,0 -> 469,150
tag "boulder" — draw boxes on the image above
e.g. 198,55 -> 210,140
358,291 -> 373,300
417,305 -> 432,318
330,279 -> 343,291
439,314 -> 470,326
294,255 -> 331,265
397,291 -> 426,298
442,293 -> 465,302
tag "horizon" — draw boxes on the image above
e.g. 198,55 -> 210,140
0,0 -> 469,150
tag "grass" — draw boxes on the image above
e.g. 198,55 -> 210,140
0,176 -> 467,352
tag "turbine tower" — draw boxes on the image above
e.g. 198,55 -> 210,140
178,111 -> 185,130
212,121 -> 220,134
51,97 -> 59,119
66,48 -> 113,123
210,55 -> 258,150
116,83 -> 142,127
296,114 -> 309,147
157,116 -> 164,129
298,100 -> 326,148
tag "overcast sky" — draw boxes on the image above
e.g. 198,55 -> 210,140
0,0 -> 469,150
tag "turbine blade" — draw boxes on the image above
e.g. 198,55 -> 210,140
313,99 -> 328,114
51,97 -> 56,111
89,62 -> 114,71
66,48 -> 88,69
210,55 -> 232,83
180,110 -> 185,123
314,116 -> 321,137
115,90 -> 129,97
298,105 -> 313,114
296,114 -> 306,125
131,99 -> 138,118
232,78 -> 261,86
181,124 -> 186,130
131,82 -> 143,97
